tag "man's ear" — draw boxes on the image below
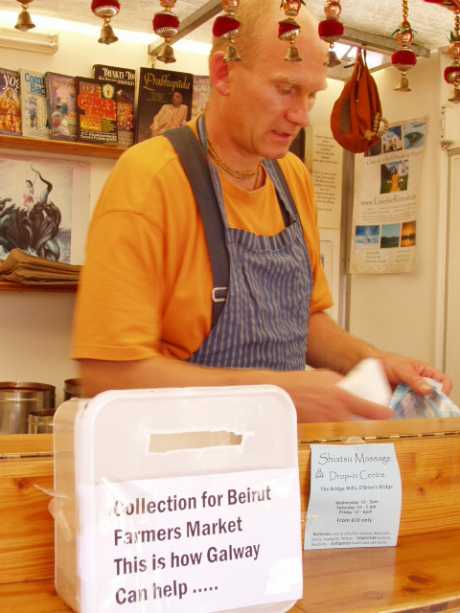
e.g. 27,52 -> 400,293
209,51 -> 231,96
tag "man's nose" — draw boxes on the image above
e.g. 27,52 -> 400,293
286,100 -> 311,128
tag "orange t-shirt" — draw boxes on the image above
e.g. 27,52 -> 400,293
72,128 -> 332,362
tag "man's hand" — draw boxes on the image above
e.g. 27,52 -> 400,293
380,353 -> 452,396
278,369 -> 394,423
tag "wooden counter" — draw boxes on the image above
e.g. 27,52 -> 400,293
1,420 -> 460,612
2,529 -> 460,612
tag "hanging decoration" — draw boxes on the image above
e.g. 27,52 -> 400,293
318,1 -> 344,67
91,0 -> 120,45
278,0 -> 306,62
14,0 -> 36,32
391,0 -> 417,91
212,0 -> 241,62
153,0 -> 180,63
444,9 -> 460,102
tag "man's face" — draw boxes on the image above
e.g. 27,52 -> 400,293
172,92 -> 183,107
223,34 -> 327,160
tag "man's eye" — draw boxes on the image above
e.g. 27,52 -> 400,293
279,87 -> 293,95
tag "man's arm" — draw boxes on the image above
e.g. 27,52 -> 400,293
78,355 -> 393,423
306,311 -> 452,395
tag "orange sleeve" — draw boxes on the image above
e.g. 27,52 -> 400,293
72,150 -> 167,361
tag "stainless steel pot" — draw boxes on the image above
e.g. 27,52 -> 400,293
0,382 -> 55,434
64,378 -> 82,400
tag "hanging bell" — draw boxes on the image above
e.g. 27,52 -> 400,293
445,63 -> 460,103
319,1 -> 344,66
278,18 -> 302,62
14,0 -> 35,32
213,1 -> 241,63
91,0 -> 121,45
391,47 -> 417,91
153,1 -> 180,63
327,47 -> 342,67
279,1 -> 305,62
99,19 -> 118,44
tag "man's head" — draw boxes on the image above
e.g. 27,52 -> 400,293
208,0 -> 328,161
171,91 -> 184,107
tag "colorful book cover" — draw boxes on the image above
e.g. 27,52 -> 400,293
44,72 -> 77,141
0,68 -> 21,136
135,68 -> 193,144
191,75 -> 210,119
76,77 -> 118,145
93,64 -> 135,148
20,69 -> 48,139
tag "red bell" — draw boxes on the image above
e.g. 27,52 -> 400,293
391,48 -> 417,92
91,0 -> 120,44
318,18 -> 344,43
153,12 -> 180,39
153,0 -> 180,64
213,1 -> 241,62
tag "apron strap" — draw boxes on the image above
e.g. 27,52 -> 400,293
164,126 -> 229,327
164,126 -> 302,329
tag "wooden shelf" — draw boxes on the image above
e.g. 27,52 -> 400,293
0,134 -> 126,159
0,281 -> 76,293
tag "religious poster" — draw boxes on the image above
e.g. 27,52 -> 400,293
0,155 -> 89,264
135,68 -> 193,143
349,118 -> 427,274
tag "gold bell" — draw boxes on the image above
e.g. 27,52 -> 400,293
157,43 -> 176,64
285,42 -> 302,62
225,37 -> 241,63
98,20 -> 118,45
449,85 -> 460,104
15,7 -> 35,32
394,72 -> 411,92
327,48 -> 341,67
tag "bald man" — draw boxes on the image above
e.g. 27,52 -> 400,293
72,0 -> 451,420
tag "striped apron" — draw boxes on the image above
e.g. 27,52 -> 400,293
189,117 -> 313,371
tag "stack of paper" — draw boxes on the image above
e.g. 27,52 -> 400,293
0,249 -> 80,286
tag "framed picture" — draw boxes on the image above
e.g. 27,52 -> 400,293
0,154 -> 89,263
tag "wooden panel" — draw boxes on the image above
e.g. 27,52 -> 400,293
0,135 -> 125,159
0,281 -> 76,293
298,417 -> 460,442
0,434 -> 52,456
1,530 -> 460,613
1,429 -> 460,586
0,458 -> 53,585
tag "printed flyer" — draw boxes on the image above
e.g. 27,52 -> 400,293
349,118 -> 427,274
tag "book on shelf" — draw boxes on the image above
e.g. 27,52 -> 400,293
0,248 -> 80,286
44,72 -> 77,141
135,68 -> 193,144
93,64 -> 135,148
191,75 -> 210,119
76,77 -> 118,145
0,67 -> 21,136
19,69 -> 49,140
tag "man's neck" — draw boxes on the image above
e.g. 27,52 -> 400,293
204,107 -> 262,180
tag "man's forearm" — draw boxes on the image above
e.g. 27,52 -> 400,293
79,354 -> 279,397
306,311 -> 384,375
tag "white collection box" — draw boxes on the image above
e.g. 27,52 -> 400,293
53,385 -> 303,613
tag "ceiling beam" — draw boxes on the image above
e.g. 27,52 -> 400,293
148,0 -> 221,59
343,27 -> 431,59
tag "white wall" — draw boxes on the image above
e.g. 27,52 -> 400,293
0,32 -> 209,404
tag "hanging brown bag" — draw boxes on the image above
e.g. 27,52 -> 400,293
330,48 -> 388,153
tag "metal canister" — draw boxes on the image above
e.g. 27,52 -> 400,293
64,378 -> 82,400
0,382 -> 55,434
